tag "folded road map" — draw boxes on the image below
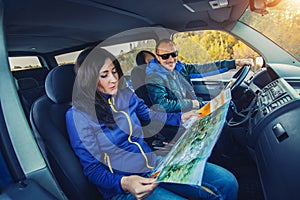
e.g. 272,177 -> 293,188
152,89 -> 231,186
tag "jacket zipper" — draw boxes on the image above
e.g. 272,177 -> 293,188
108,97 -> 153,169
104,153 -> 114,173
108,97 -> 216,196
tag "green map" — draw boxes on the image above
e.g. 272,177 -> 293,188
152,89 -> 231,185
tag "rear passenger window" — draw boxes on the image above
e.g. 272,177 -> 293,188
9,56 -> 41,71
55,50 -> 82,65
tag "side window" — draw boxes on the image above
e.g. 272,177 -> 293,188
103,39 -> 156,75
54,39 -> 156,75
173,30 -> 261,72
55,50 -> 82,65
9,56 -> 41,71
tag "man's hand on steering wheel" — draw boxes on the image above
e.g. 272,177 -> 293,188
235,59 -> 254,68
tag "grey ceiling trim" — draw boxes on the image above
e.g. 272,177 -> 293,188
65,0 -> 155,25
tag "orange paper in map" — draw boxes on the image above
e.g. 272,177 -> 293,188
198,89 -> 230,118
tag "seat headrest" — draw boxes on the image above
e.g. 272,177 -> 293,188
13,67 -> 49,85
17,77 -> 39,90
136,50 -> 155,65
45,64 -> 75,104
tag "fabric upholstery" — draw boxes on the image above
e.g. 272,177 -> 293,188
13,68 -> 49,121
131,64 -> 152,107
30,64 -> 101,200
45,64 -> 75,104
13,67 -> 49,86
16,76 -> 46,121
17,77 -> 39,90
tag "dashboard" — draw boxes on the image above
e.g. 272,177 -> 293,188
248,77 -> 300,146
191,63 -> 300,199
238,64 -> 300,199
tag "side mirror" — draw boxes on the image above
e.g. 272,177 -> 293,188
249,0 -> 281,15
255,56 -> 265,69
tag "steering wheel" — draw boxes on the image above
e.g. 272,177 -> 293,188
226,65 -> 252,127
226,65 -> 251,92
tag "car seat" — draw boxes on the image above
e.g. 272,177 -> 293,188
12,67 -> 49,86
13,68 -> 49,122
131,50 -> 156,107
16,77 -> 46,122
30,64 -> 101,200
130,64 -> 153,107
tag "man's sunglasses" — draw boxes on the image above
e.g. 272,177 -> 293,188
157,51 -> 178,60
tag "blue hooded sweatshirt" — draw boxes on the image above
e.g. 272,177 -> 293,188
66,88 -> 182,199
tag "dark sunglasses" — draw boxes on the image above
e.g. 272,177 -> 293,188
157,51 -> 178,60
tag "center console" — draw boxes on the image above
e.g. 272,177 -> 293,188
248,78 -> 300,146
247,78 -> 300,199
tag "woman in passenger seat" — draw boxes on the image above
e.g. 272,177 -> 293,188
66,46 -> 238,200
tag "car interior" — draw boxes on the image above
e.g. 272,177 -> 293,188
12,67 -> 49,121
0,0 -> 299,199
30,64 -> 101,200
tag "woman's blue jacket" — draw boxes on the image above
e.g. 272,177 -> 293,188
65,88 -> 182,199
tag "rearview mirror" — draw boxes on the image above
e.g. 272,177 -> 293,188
249,0 -> 281,15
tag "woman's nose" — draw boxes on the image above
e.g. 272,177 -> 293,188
108,73 -> 118,82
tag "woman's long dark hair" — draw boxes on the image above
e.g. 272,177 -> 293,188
72,46 -> 124,127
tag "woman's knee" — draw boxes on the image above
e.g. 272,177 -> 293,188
203,162 -> 238,200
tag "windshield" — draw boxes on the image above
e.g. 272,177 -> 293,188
239,0 -> 300,61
